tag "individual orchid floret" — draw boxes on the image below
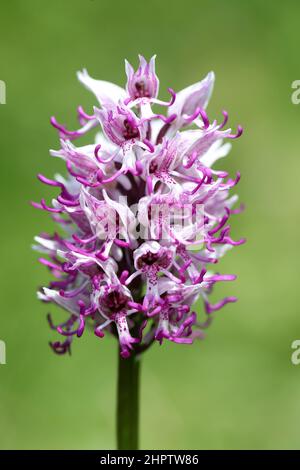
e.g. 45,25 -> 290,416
94,104 -> 148,153
125,54 -> 159,101
79,187 -> 136,254
126,241 -> 175,307
32,55 -> 244,359
93,283 -> 140,358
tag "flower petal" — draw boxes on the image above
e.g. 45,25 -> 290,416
168,71 -> 215,119
77,69 -> 127,107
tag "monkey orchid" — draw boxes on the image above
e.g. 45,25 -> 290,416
32,55 -> 245,450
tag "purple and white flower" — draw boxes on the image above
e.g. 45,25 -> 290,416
125,55 -> 159,101
32,56 -> 245,357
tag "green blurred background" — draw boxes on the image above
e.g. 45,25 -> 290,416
0,0 -> 299,450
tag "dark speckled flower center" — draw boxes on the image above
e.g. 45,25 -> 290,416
104,291 -> 129,314
135,81 -> 151,99
139,252 -> 160,267
149,161 -> 158,174
123,119 -> 139,140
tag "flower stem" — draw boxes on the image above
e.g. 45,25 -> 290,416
116,351 -> 140,450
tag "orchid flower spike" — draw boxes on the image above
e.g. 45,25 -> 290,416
33,55 -> 244,357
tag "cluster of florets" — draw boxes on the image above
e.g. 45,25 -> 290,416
32,55 -> 244,358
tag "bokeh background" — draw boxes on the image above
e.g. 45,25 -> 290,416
0,0 -> 299,450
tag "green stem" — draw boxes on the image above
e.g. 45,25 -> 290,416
116,351 -> 140,450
